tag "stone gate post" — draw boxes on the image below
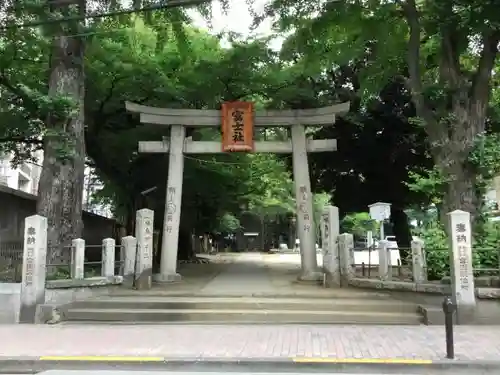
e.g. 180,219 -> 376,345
411,238 -> 426,283
338,233 -> 354,286
19,215 -> 48,323
71,238 -> 85,279
378,240 -> 390,280
448,209 -> 475,320
121,235 -> 137,287
320,205 -> 340,287
135,208 -> 154,289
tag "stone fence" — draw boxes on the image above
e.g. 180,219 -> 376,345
0,209 -> 156,324
321,206 -> 499,322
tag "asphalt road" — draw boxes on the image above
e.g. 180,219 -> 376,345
12,370 -> 493,375
0,362 -> 496,375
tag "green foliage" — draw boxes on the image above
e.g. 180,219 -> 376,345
340,212 -> 379,239
218,213 -> 241,233
406,168 -> 446,205
413,221 -> 450,280
414,217 -> 500,280
469,133 -> 500,189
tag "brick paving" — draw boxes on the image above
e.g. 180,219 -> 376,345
0,325 -> 499,360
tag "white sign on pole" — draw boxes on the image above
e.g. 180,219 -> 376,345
368,202 -> 392,222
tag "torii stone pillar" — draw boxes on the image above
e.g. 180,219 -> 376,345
126,102 -> 350,282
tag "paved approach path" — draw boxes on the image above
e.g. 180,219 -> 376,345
1,324 -> 500,361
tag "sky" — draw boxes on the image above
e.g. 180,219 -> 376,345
187,0 -> 284,50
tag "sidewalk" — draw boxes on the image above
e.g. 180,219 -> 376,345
1,324 -> 500,361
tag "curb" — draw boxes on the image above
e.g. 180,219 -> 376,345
0,356 -> 500,373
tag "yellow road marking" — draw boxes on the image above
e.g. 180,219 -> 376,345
293,358 -> 432,364
39,356 -> 164,362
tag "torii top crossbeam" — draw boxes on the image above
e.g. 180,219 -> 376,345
126,101 -> 350,127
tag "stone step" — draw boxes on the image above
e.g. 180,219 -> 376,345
65,308 -> 422,325
69,296 -> 417,314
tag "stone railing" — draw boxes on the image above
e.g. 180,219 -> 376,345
15,208 -> 156,323
321,206 -> 496,322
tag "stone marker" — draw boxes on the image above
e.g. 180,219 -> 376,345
448,209 -> 475,319
121,236 -> 137,287
101,238 -> 115,278
71,238 -> 85,279
338,233 -> 354,286
19,215 -> 48,323
411,239 -> 426,283
135,208 -> 154,289
378,240 -> 390,280
320,205 -> 340,287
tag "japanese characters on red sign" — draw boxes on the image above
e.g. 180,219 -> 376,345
221,102 -> 254,152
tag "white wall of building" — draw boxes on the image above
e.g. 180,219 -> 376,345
0,150 -> 43,195
0,151 -> 113,218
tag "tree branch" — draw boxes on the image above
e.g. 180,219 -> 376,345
0,74 -> 40,118
471,29 -> 500,111
439,27 -> 461,87
96,75 -> 126,116
398,0 -> 440,137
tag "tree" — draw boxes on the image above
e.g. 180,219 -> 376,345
0,0 -> 211,262
81,19 -> 298,259
262,0 -> 500,225
340,212 -> 378,240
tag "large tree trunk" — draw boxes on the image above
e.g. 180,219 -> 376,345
401,0 -> 498,232
391,207 -> 412,262
37,0 -> 86,264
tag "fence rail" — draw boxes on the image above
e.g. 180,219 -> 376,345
349,244 -> 500,283
0,241 -> 23,282
46,243 -> 125,280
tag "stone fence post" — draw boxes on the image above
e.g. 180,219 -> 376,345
121,236 -> 137,287
411,239 -> 426,283
102,238 -> 115,277
71,238 -> 85,279
378,240 -> 390,280
320,205 -> 340,287
135,208 -> 154,290
448,209 -> 475,319
338,233 -> 354,286
19,215 -> 48,323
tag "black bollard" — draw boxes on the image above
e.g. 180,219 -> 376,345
442,296 -> 457,359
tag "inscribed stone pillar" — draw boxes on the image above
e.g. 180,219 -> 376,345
71,238 -> 85,279
320,205 -> 340,287
101,238 -> 115,278
121,235 -> 137,287
135,208 -> 154,289
338,233 -> 354,286
448,210 -> 476,317
291,123 -> 321,281
411,239 -> 426,283
378,240 -> 390,280
19,215 -> 48,324
158,125 -> 185,283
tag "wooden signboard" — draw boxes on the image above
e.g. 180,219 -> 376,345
221,101 -> 254,152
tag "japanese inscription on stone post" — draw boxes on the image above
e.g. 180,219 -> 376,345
24,226 -> 36,286
455,222 -> 470,291
166,186 -> 176,234
449,210 -> 475,307
221,101 -> 254,152
143,217 -> 153,261
299,185 -> 311,233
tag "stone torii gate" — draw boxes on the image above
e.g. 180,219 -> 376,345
126,101 -> 349,283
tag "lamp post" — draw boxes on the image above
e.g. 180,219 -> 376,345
368,202 -> 392,240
